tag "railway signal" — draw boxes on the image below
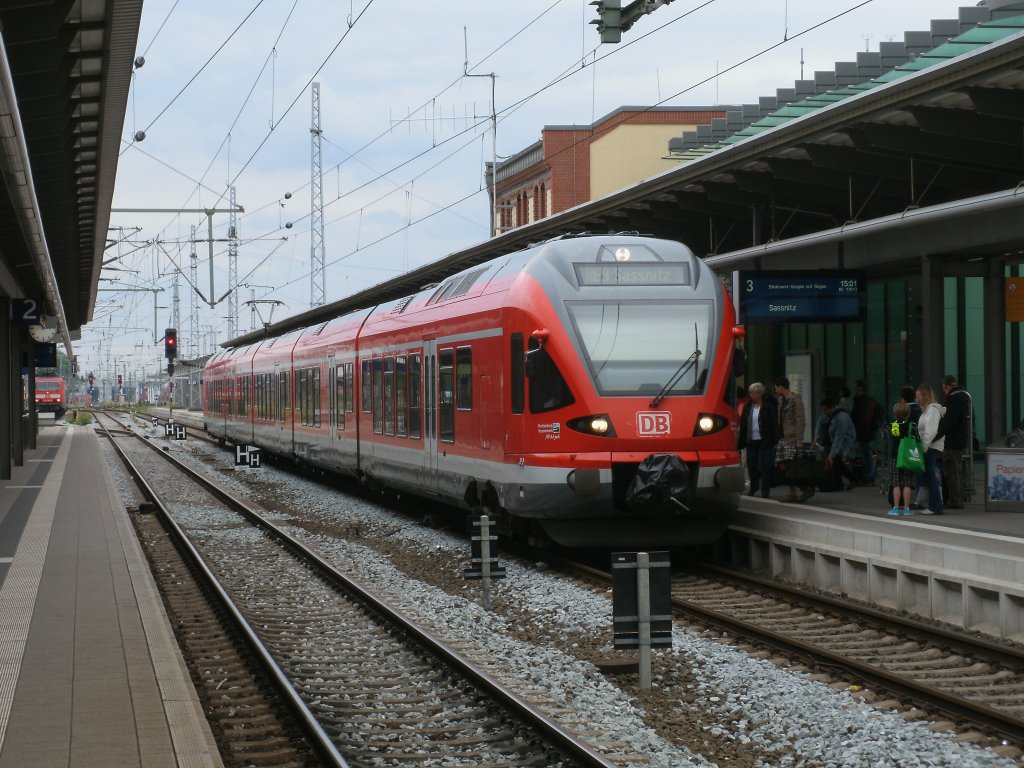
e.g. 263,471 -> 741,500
590,0 -> 621,43
164,327 -> 177,360
590,0 -> 675,43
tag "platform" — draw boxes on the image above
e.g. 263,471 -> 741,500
0,423 -> 221,768
723,484 -> 1024,643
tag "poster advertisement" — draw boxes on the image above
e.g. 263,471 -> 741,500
987,450 -> 1024,507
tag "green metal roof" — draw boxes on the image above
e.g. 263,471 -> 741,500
674,14 -> 1024,160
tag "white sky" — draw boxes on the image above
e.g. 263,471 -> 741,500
79,0 -> 974,381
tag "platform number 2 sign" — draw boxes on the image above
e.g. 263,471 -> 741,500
12,298 -> 42,324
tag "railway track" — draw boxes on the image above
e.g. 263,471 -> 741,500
553,555 -> 1024,749
106,408 -> 1024,763
94,411 -> 619,767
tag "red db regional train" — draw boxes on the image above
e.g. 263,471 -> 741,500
34,377 -> 67,417
204,235 -> 745,547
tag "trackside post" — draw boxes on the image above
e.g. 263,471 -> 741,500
612,551 -> 672,689
464,514 -> 506,610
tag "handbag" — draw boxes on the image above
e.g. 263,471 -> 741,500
896,424 -> 926,473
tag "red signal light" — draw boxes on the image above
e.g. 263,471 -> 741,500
164,328 -> 178,360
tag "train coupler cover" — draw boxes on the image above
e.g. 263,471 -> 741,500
625,454 -> 691,515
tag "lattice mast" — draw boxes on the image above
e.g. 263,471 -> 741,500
228,185 -> 239,338
189,225 -> 199,357
310,81 -> 326,307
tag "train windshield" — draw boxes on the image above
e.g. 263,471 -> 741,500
37,381 -> 61,391
567,301 -> 713,396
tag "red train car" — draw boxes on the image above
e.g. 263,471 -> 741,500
205,235 -> 745,546
35,377 -> 66,417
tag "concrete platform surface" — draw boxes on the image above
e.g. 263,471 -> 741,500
0,424 -> 221,768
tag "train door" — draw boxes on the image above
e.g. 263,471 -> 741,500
423,339 -> 439,491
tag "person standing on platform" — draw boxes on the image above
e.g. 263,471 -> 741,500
915,384 -> 945,515
774,377 -> 813,503
897,384 -> 928,510
818,397 -> 856,491
937,374 -> 970,509
737,382 -> 779,499
837,385 -> 853,415
887,402 -> 917,516
851,379 -> 883,486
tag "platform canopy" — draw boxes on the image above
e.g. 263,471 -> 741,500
0,0 -> 142,345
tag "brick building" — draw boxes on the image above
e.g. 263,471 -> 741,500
486,106 -> 730,235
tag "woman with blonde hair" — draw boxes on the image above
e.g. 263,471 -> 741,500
737,382 -> 779,498
916,383 -> 945,515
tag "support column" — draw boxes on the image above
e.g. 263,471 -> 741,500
27,344 -> 36,449
985,258 -> 1007,440
921,255 -> 945,388
10,318 -> 22,467
0,297 -> 10,479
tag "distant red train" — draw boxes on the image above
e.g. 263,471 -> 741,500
34,377 -> 66,417
204,235 -> 745,547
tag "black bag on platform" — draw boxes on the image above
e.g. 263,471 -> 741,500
779,449 -> 827,487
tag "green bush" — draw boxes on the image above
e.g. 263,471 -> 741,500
75,412 -> 92,426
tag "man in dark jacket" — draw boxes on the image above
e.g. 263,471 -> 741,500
737,382 -> 779,499
850,379 -> 882,485
937,374 -> 971,508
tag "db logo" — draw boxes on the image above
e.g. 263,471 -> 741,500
637,412 -> 671,436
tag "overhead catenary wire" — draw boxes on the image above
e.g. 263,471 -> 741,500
104,0 -> 880,358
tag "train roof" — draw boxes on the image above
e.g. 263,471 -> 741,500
223,234 -> 694,348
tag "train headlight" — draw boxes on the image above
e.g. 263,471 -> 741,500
567,414 -> 617,437
693,413 -> 729,435
614,247 -> 631,262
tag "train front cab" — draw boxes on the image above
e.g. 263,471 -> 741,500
499,237 -> 745,547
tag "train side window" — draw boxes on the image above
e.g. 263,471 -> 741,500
279,371 -> 289,421
314,367 -> 321,427
372,357 -> 383,434
328,365 -> 335,428
336,366 -> 346,431
408,354 -> 421,438
456,347 -> 472,411
511,333 -> 524,414
298,369 -> 307,426
396,355 -> 408,437
361,359 -> 371,413
345,362 -> 354,413
439,348 -> 455,442
383,356 -> 395,436
527,339 -> 575,413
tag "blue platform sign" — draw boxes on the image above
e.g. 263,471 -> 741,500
737,270 -> 866,324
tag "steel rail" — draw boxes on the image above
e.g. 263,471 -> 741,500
549,556 -> 1024,745
101,413 -> 618,768
96,414 -> 351,768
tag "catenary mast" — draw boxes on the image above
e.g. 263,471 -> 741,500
310,82 -> 325,307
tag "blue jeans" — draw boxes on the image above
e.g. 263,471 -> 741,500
924,448 -> 943,513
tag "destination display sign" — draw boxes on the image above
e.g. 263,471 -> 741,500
575,262 -> 691,287
737,270 -> 866,324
